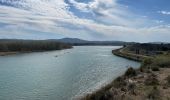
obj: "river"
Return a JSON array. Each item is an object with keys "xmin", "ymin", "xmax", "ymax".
[{"xmin": 0, "ymin": 46, "xmax": 140, "ymax": 100}]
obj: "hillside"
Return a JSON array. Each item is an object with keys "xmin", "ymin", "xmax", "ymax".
[{"xmin": 56, "ymin": 38, "xmax": 128, "ymax": 46}]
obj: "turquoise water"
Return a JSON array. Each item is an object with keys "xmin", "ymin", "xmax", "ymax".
[{"xmin": 0, "ymin": 46, "xmax": 140, "ymax": 100}]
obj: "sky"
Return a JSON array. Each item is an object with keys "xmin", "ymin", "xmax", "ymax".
[{"xmin": 0, "ymin": 0, "xmax": 170, "ymax": 42}]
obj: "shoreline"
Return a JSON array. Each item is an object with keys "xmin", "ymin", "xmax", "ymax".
[
  {"xmin": 82, "ymin": 47, "xmax": 170, "ymax": 100},
  {"xmin": 81, "ymin": 47, "xmax": 143, "ymax": 100},
  {"xmin": 0, "ymin": 52, "xmax": 18, "ymax": 56},
  {"xmin": 112, "ymin": 47, "xmax": 151, "ymax": 62},
  {"xmin": 0, "ymin": 48, "xmax": 73, "ymax": 56}
]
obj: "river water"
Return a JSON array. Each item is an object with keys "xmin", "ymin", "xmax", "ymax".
[{"xmin": 0, "ymin": 46, "xmax": 140, "ymax": 100}]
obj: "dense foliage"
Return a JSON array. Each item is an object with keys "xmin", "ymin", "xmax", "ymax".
[
  {"xmin": 0, "ymin": 39, "xmax": 72, "ymax": 52},
  {"xmin": 129, "ymin": 43, "xmax": 170, "ymax": 51},
  {"xmin": 126, "ymin": 43, "xmax": 170, "ymax": 56}
]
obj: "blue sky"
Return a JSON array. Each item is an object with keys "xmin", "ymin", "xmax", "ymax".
[{"xmin": 0, "ymin": 0, "xmax": 170, "ymax": 42}]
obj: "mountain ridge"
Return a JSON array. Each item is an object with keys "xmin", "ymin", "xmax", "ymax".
[{"xmin": 56, "ymin": 38, "xmax": 127, "ymax": 46}]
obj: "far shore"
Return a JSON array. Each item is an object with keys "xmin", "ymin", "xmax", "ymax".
[
  {"xmin": 0, "ymin": 49, "xmax": 72, "ymax": 56},
  {"xmin": 0, "ymin": 52, "xmax": 18, "ymax": 56}
]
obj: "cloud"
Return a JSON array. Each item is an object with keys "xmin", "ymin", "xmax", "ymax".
[
  {"xmin": 68, "ymin": 0, "xmax": 133, "ymax": 26},
  {"xmin": 158, "ymin": 11, "xmax": 170, "ymax": 15},
  {"xmin": 0, "ymin": 0, "xmax": 170, "ymax": 42}
]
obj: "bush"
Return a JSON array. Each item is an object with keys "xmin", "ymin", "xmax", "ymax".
[
  {"xmin": 142, "ymin": 58, "xmax": 153, "ymax": 67},
  {"xmin": 128, "ymin": 83, "xmax": 137, "ymax": 95},
  {"xmin": 147, "ymin": 86, "xmax": 161, "ymax": 100},
  {"xmin": 141, "ymin": 58, "xmax": 153, "ymax": 71},
  {"xmin": 113, "ymin": 76, "xmax": 127, "ymax": 88},
  {"xmin": 124, "ymin": 67, "xmax": 137, "ymax": 77},
  {"xmin": 166, "ymin": 75, "xmax": 170, "ymax": 85},
  {"xmin": 84, "ymin": 86, "xmax": 112, "ymax": 100},
  {"xmin": 151, "ymin": 66, "xmax": 160, "ymax": 71},
  {"xmin": 145, "ymin": 74, "xmax": 159, "ymax": 86},
  {"xmin": 153, "ymin": 56, "xmax": 170, "ymax": 68}
]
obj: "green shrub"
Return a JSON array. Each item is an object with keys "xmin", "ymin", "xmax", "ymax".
[
  {"xmin": 124, "ymin": 67, "xmax": 137, "ymax": 77},
  {"xmin": 141, "ymin": 58, "xmax": 153, "ymax": 71},
  {"xmin": 142, "ymin": 58, "xmax": 153, "ymax": 67}
]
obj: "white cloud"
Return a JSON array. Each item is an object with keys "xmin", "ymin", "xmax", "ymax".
[{"xmin": 158, "ymin": 11, "xmax": 170, "ymax": 15}]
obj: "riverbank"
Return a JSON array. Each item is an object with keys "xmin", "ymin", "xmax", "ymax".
[
  {"xmin": 0, "ymin": 52, "xmax": 18, "ymax": 56},
  {"xmin": 112, "ymin": 47, "xmax": 152, "ymax": 62},
  {"xmin": 0, "ymin": 39, "xmax": 73, "ymax": 56},
  {"xmin": 0, "ymin": 48, "xmax": 72, "ymax": 56},
  {"xmin": 82, "ymin": 45, "xmax": 170, "ymax": 100}
]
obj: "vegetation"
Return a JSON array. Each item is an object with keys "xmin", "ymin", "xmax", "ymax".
[
  {"xmin": 151, "ymin": 66, "xmax": 160, "ymax": 71},
  {"xmin": 124, "ymin": 67, "xmax": 137, "ymax": 77},
  {"xmin": 152, "ymin": 56, "xmax": 170, "ymax": 68},
  {"xmin": 83, "ymin": 84, "xmax": 113, "ymax": 100},
  {"xmin": 113, "ymin": 76, "xmax": 127, "ymax": 88},
  {"xmin": 0, "ymin": 39, "xmax": 72, "ymax": 52},
  {"xmin": 147, "ymin": 86, "xmax": 161, "ymax": 100},
  {"xmin": 141, "ymin": 55, "xmax": 170, "ymax": 71},
  {"xmin": 166, "ymin": 75, "xmax": 170, "ymax": 85},
  {"xmin": 145, "ymin": 74, "xmax": 159, "ymax": 86},
  {"xmin": 57, "ymin": 38, "xmax": 128, "ymax": 46},
  {"xmin": 126, "ymin": 43, "xmax": 170, "ymax": 56},
  {"xmin": 141, "ymin": 58, "xmax": 153, "ymax": 67},
  {"xmin": 82, "ymin": 76, "xmax": 128, "ymax": 100}
]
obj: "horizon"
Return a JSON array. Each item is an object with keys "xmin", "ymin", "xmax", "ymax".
[
  {"xmin": 0, "ymin": 37, "xmax": 170, "ymax": 43},
  {"xmin": 0, "ymin": 0, "xmax": 170, "ymax": 42}
]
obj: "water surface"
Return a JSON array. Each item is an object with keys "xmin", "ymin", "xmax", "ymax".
[{"xmin": 0, "ymin": 46, "xmax": 140, "ymax": 100}]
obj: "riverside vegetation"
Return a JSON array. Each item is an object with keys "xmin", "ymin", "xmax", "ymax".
[
  {"xmin": 0, "ymin": 39, "xmax": 72, "ymax": 56},
  {"xmin": 82, "ymin": 43, "xmax": 170, "ymax": 100}
]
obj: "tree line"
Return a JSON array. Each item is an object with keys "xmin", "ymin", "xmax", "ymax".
[
  {"xmin": 129, "ymin": 43, "xmax": 170, "ymax": 51},
  {"xmin": 0, "ymin": 39, "xmax": 72, "ymax": 52}
]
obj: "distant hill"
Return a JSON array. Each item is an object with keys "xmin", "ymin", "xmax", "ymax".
[
  {"xmin": 56, "ymin": 38, "xmax": 129, "ymax": 46},
  {"xmin": 57, "ymin": 38, "xmax": 88, "ymax": 44},
  {"xmin": 149, "ymin": 42, "xmax": 170, "ymax": 44}
]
